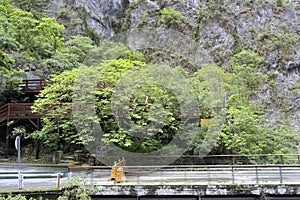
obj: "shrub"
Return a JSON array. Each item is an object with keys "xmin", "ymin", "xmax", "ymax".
[{"xmin": 160, "ymin": 8, "xmax": 182, "ymax": 26}]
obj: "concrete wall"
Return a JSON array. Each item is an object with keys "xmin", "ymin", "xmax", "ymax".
[{"xmin": 95, "ymin": 184, "xmax": 300, "ymax": 197}]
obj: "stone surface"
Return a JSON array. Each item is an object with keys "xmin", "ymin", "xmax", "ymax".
[
  {"xmin": 94, "ymin": 184, "xmax": 300, "ymax": 196},
  {"xmin": 46, "ymin": 0, "xmax": 300, "ymax": 133}
]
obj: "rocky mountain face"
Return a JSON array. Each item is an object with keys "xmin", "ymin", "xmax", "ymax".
[{"xmin": 47, "ymin": 0, "xmax": 299, "ymax": 132}]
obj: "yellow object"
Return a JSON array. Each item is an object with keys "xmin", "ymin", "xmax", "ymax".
[
  {"xmin": 81, "ymin": 163, "xmax": 89, "ymax": 168},
  {"xmin": 68, "ymin": 161, "xmax": 75, "ymax": 165},
  {"xmin": 201, "ymin": 119, "xmax": 211, "ymax": 126},
  {"xmin": 108, "ymin": 158, "xmax": 126, "ymax": 183},
  {"xmin": 108, "ymin": 166, "xmax": 117, "ymax": 180},
  {"xmin": 114, "ymin": 168, "xmax": 126, "ymax": 183}
]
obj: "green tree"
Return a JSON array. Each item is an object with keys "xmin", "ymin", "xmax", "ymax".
[
  {"xmin": 219, "ymin": 96, "xmax": 299, "ymax": 156},
  {"xmin": 42, "ymin": 51, "xmax": 80, "ymax": 74},
  {"xmin": 32, "ymin": 55, "xmax": 198, "ymax": 154},
  {"xmin": 227, "ymin": 50, "xmax": 264, "ymax": 102},
  {"xmin": 0, "ymin": 0, "xmax": 66, "ymax": 71},
  {"xmin": 31, "ymin": 69, "xmax": 78, "ymax": 151},
  {"xmin": 35, "ymin": 17, "xmax": 65, "ymax": 54},
  {"xmin": 0, "ymin": 51, "xmax": 23, "ymax": 104},
  {"xmin": 0, "ymin": 17, "xmax": 20, "ymax": 51},
  {"xmin": 160, "ymin": 8, "xmax": 182, "ymax": 26},
  {"xmin": 65, "ymin": 35, "xmax": 96, "ymax": 62},
  {"xmin": 31, "ymin": 59, "xmax": 145, "ymax": 151},
  {"xmin": 7, "ymin": 8, "xmax": 39, "ymax": 54},
  {"xmin": 216, "ymin": 51, "xmax": 299, "ymax": 156}
]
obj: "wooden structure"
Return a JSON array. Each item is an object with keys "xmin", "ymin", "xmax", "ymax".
[
  {"xmin": 18, "ymin": 79, "xmax": 47, "ymax": 93},
  {"xmin": 0, "ymin": 79, "xmax": 47, "ymax": 159},
  {"xmin": 0, "ymin": 103, "xmax": 40, "ymax": 123}
]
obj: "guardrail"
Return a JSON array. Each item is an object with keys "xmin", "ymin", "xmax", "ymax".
[
  {"xmin": 0, "ymin": 171, "xmax": 70, "ymax": 190},
  {"xmin": 175, "ymin": 154, "xmax": 300, "ymax": 165},
  {"xmin": 93, "ymin": 154, "xmax": 300, "ymax": 166},
  {"xmin": 0, "ymin": 172, "xmax": 68, "ymax": 179},
  {"xmin": 68, "ymin": 164, "xmax": 300, "ymax": 185}
]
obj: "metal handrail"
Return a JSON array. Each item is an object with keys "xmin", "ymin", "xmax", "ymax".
[
  {"xmin": 68, "ymin": 164, "xmax": 300, "ymax": 170},
  {"xmin": 0, "ymin": 172, "xmax": 67, "ymax": 179},
  {"xmin": 74, "ymin": 154, "xmax": 300, "ymax": 166},
  {"xmin": 68, "ymin": 164, "xmax": 300, "ymax": 185}
]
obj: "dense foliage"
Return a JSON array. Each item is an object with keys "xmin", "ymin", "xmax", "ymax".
[
  {"xmin": 31, "ymin": 48, "xmax": 299, "ymax": 156},
  {"xmin": 0, "ymin": 0, "xmax": 96, "ymax": 104},
  {"xmin": 58, "ymin": 178, "xmax": 95, "ymax": 200},
  {"xmin": 32, "ymin": 46, "xmax": 204, "ymax": 153},
  {"xmin": 0, "ymin": 0, "xmax": 299, "ymax": 160}
]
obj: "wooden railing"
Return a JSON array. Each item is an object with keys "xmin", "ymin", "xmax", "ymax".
[
  {"xmin": 0, "ymin": 103, "xmax": 41, "ymax": 123},
  {"xmin": 0, "ymin": 104, "xmax": 8, "ymax": 123},
  {"xmin": 0, "ymin": 102, "xmax": 91, "ymax": 123},
  {"xmin": 18, "ymin": 79, "xmax": 48, "ymax": 93}
]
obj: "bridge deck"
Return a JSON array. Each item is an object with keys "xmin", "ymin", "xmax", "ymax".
[{"xmin": 1, "ymin": 165, "xmax": 300, "ymax": 197}]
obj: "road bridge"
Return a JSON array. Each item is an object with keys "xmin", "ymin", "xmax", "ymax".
[
  {"xmin": 69, "ymin": 165, "xmax": 300, "ymax": 199},
  {"xmin": 69, "ymin": 164, "xmax": 300, "ymax": 185},
  {"xmin": 2, "ymin": 165, "xmax": 300, "ymax": 199}
]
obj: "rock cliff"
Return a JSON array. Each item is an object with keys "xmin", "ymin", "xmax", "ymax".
[{"xmin": 48, "ymin": 0, "xmax": 299, "ymax": 132}]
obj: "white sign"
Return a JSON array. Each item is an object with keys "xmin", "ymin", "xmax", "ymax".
[{"xmin": 15, "ymin": 136, "xmax": 20, "ymax": 151}]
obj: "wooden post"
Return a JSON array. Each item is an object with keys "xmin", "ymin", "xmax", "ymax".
[
  {"xmin": 57, "ymin": 173, "xmax": 61, "ymax": 188},
  {"xmin": 7, "ymin": 104, "xmax": 11, "ymax": 118},
  {"xmin": 39, "ymin": 79, "xmax": 42, "ymax": 90}
]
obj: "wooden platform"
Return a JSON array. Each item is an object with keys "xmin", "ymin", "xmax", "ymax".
[
  {"xmin": 18, "ymin": 79, "xmax": 47, "ymax": 93},
  {"xmin": 0, "ymin": 103, "xmax": 41, "ymax": 123}
]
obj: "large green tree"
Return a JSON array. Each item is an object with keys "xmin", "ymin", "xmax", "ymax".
[
  {"xmin": 32, "ymin": 49, "xmax": 300, "ymax": 158},
  {"xmin": 32, "ymin": 59, "xmax": 145, "ymax": 151},
  {"xmin": 32, "ymin": 43, "xmax": 202, "ymax": 154}
]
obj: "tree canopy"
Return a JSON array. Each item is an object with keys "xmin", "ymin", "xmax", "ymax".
[
  {"xmin": 0, "ymin": 0, "xmax": 298, "ymax": 161},
  {"xmin": 31, "ymin": 47, "xmax": 300, "ymax": 158}
]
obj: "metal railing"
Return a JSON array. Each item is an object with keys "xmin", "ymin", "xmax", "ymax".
[
  {"xmin": 84, "ymin": 154, "xmax": 300, "ymax": 166},
  {"xmin": 0, "ymin": 171, "xmax": 67, "ymax": 179},
  {"xmin": 68, "ymin": 164, "xmax": 300, "ymax": 185},
  {"xmin": 174, "ymin": 154, "xmax": 300, "ymax": 165}
]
